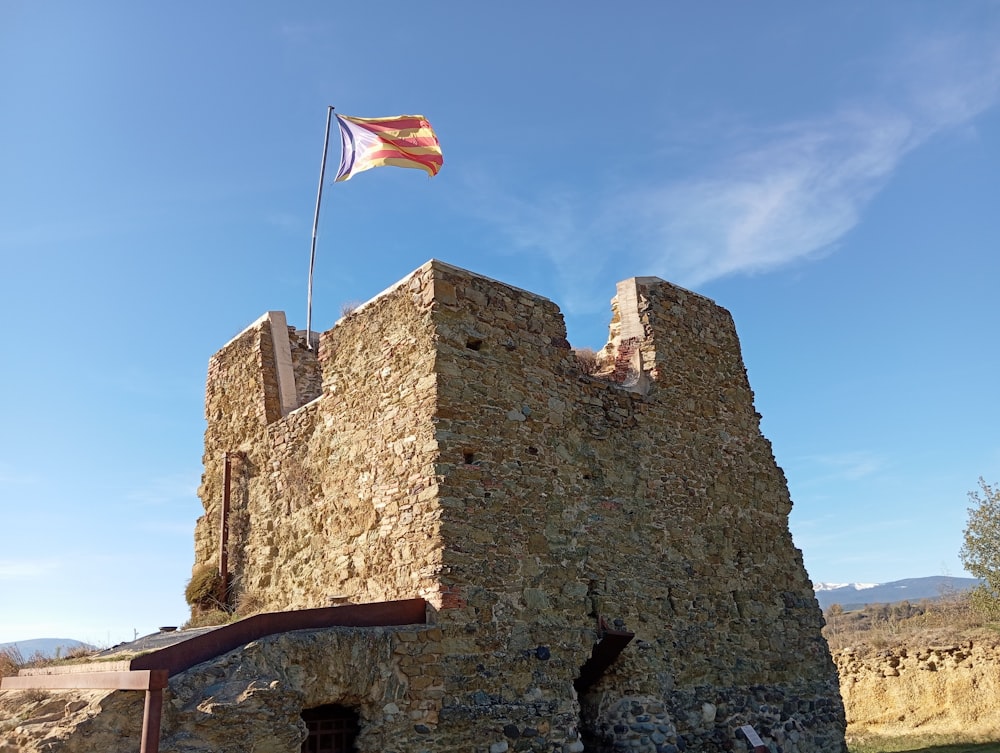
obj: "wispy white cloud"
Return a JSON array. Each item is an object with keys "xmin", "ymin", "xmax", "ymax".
[
  {"xmin": 797, "ymin": 450, "xmax": 886, "ymax": 483},
  {"xmin": 887, "ymin": 24, "xmax": 1000, "ymax": 134},
  {"xmin": 136, "ymin": 521, "xmax": 197, "ymax": 536},
  {"xmin": 0, "ymin": 218, "xmax": 129, "ymax": 252},
  {"xmin": 460, "ymin": 180, "xmax": 611, "ymax": 313},
  {"xmin": 265, "ymin": 211, "xmax": 302, "ymax": 232},
  {"xmin": 0, "ymin": 560, "xmax": 58, "ymax": 580},
  {"xmin": 278, "ymin": 21, "xmax": 331, "ymax": 39},
  {"xmin": 468, "ymin": 23, "xmax": 1000, "ymax": 298},
  {"xmin": 625, "ymin": 108, "xmax": 916, "ymax": 286},
  {"xmin": 783, "ymin": 452, "xmax": 887, "ymax": 509},
  {"xmin": 126, "ymin": 473, "xmax": 199, "ymax": 507},
  {"xmin": 0, "ymin": 464, "xmax": 37, "ymax": 487},
  {"xmin": 986, "ymin": 448, "xmax": 1000, "ymax": 475},
  {"xmin": 100, "ymin": 366, "xmax": 202, "ymax": 400}
]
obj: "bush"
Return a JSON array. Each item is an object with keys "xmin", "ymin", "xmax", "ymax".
[
  {"xmin": 0, "ymin": 645, "xmax": 24, "ymax": 677},
  {"xmin": 822, "ymin": 590, "xmax": 996, "ymax": 654},
  {"xmin": 961, "ymin": 478, "xmax": 1000, "ymax": 618},
  {"xmin": 185, "ymin": 564, "xmax": 223, "ymax": 609},
  {"xmin": 235, "ymin": 590, "xmax": 266, "ymax": 618},
  {"xmin": 63, "ymin": 645, "xmax": 95, "ymax": 661},
  {"xmin": 573, "ymin": 347, "xmax": 601, "ymax": 375},
  {"xmin": 183, "ymin": 608, "xmax": 236, "ymax": 629}
]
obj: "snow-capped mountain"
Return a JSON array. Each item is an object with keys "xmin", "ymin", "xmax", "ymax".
[
  {"xmin": 813, "ymin": 582, "xmax": 879, "ymax": 592},
  {"xmin": 813, "ymin": 576, "xmax": 979, "ymax": 610}
]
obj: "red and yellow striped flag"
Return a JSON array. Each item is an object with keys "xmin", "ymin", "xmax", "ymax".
[{"xmin": 334, "ymin": 114, "xmax": 443, "ymax": 182}]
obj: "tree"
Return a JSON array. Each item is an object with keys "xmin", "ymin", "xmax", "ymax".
[{"xmin": 959, "ymin": 478, "xmax": 1000, "ymax": 618}]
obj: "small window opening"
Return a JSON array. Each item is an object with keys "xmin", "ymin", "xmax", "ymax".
[
  {"xmin": 463, "ymin": 452, "xmax": 476, "ymax": 465},
  {"xmin": 301, "ymin": 704, "xmax": 359, "ymax": 753},
  {"xmin": 466, "ymin": 338, "xmax": 483, "ymax": 351},
  {"xmin": 527, "ymin": 446, "xmax": 539, "ymax": 455}
]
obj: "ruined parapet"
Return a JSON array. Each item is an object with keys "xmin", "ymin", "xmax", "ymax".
[{"xmin": 184, "ymin": 259, "xmax": 845, "ymax": 752}]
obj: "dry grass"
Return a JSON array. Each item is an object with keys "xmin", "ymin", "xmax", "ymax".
[
  {"xmin": 1, "ymin": 643, "xmax": 98, "ymax": 677},
  {"xmin": 182, "ymin": 608, "xmax": 236, "ymax": 629},
  {"xmin": 823, "ymin": 592, "xmax": 1000, "ymax": 655},
  {"xmin": 185, "ymin": 564, "xmax": 224, "ymax": 610},
  {"xmin": 573, "ymin": 347, "xmax": 601, "ymax": 375},
  {"xmin": 0, "ymin": 645, "xmax": 55, "ymax": 675},
  {"xmin": 234, "ymin": 589, "xmax": 266, "ymax": 619},
  {"xmin": 0, "ymin": 646, "xmax": 25, "ymax": 677}
]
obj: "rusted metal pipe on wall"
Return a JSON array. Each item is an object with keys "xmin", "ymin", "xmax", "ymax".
[{"xmin": 219, "ymin": 452, "xmax": 232, "ymax": 606}]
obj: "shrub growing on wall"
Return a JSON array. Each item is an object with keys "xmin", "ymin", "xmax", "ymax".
[
  {"xmin": 573, "ymin": 347, "xmax": 601, "ymax": 375},
  {"xmin": 185, "ymin": 564, "xmax": 223, "ymax": 610}
]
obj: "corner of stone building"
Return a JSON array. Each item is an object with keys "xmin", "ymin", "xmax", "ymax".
[
  {"xmin": 195, "ymin": 313, "xmax": 274, "ymax": 577},
  {"xmin": 193, "ymin": 263, "xmax": 457, "ymax": 616},
  {"xmin": 193, "ymin": 310, "xmax": 324, "ymax": 608}
]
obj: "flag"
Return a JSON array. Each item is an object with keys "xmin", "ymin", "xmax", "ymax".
[{"xmin": 334, "ymin": 114, "xmax": 443, "ymax": 182}]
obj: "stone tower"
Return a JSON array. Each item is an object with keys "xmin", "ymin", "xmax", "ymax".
[{"xmin": 188, "ymin": 259, "xmax": 845, "ymax": 752}]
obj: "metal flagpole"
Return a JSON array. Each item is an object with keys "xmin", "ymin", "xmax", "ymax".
[{"xmin": 306, "ymin": 105, "xmax": 335, "ymax": 351}]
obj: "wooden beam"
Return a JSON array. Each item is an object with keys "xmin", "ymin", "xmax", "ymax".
[{"xmin": 0, "ymin": 669, "xmax": 168, "ymax": 691}]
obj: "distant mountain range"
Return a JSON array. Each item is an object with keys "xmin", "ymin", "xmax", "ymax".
[
  {"xmin": 0, "ymin": 638, "xmax": 94, "ymax": 660},
  {"xmin": 813, "ymin": 576, "xmax": 980, "ymax": 610}
]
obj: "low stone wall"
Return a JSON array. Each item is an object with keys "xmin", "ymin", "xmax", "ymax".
[
  {"xmin": 583, "ymin": 686, "xmax": 843, "ymax": 753},
  {"xmin": 835, "ymin": 642, "xmax": 1000, "ymax": 741},
  {"xmin": 0, "ymin": 626, "xmax": 445, "ymax": 753},
  {"xmin": 0, "ymin": 686, "xmax": 144, "ymax": 753}
]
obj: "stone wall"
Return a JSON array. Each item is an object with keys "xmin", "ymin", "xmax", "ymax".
[
  {"xmin": 194, "ymin": 284, "xmax": 445, "ymax": 610},
  {"xmin": 0, "ymin": 259, "xmax": 846, "ymax": 753},
  {"xmin": 0, "ymin": 627, "xmax": 442, "ymax": 753},
  {"xmin": 186, "ymin": 260, "xmax": 845, "ymax": 752}
]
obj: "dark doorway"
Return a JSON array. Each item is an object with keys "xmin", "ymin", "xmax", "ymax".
[
  {"xmin": 301, "ymin": 704, "xmax": 359, "ymax": 753},
  {"xmin": 578, "ymin": 690, "xmax": 612, "ymax": 752}
]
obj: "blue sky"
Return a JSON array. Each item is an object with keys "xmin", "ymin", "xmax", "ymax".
[{"xmin": 1, "ymin": 2, "xmax": 999, "ymax": 646}]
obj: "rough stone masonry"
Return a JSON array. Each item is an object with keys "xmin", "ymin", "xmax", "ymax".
[
  {"xmin": 189, "ymin": 259, "xmax": 846, "ymax": 752},
  {"xmin": 0, "ymin": 260, "xmax": 846, "ymax": 753}
]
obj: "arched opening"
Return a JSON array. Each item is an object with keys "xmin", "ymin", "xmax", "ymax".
[{"xmin": 301, "ymin": 704, "xmax": 360, "ymax": 753}]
